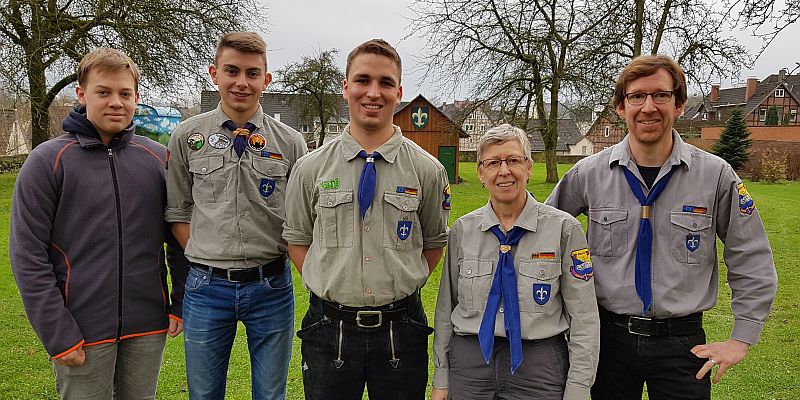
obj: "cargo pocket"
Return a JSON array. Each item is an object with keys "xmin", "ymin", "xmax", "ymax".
[
  {"xmin": 670, "ymin": 212, "xmax": 713, "ymax": 264},
  {"xmin": 188, "ymin": 155, "xmax": 225, "ymax": 203},
  {"xmin": 317, "ymin": 191, "xmax": 355, "ymax": 248},
  {"xmin": 588, "ymin": 208, "xmax": 629, "ymax": 257},
  {"xmin": 518, "ymin": 261, "xmax": 561, "ymax": 313},
  {"xmin": 252, "ymin": 157, "xmax": 289, "ymax": 208},
  {"xmin": 457, "ymin": 259, "xmax": 494, "ymax": 311},
  {"xmin": 382, "ymin": 192, "xmax": 421, "ymax": 251}
]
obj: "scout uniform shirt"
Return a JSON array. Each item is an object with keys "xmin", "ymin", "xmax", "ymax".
[
  {"xmin": 546, "ymin": 130, "xmax": 777, "ymax": 345},
  {"xmin": 432, "ymin": 192, "xmax": 599, "ymax": 400},
  {"xmin": 165, "ymin": 104, "xmax": 307, "ymax": 269},
  {"xmin": 282, "ymin": 124, "xmax": 450, "ymax": 307}
]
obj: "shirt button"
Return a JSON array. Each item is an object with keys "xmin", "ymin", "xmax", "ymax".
[
  {"xmin": 365, "ymin": 256, "xmax": 373, "ymax": 261},
  {"xmin": 328, "ymin": 201, "xmax": 333, "ymax": 206},
  {"xmin": 201, "ymin": 167, "xmax": 207, "ymax": 173},
  {"xmin": 539, "ymin": 269, "xmax": 545, "ymax": 276},
  {"xmin": 268, "ymin": 169, "xmax": 273, "ymax": 175},
  {"xmin": 692, "ymin": 222, "xmax": 697, "ymax": 228},
  {"xmin": 366, "ymin": 288, "xmax": 372, "ymax": 294},
  {"xmin": 364, "ymin": 225, "xmax": 371, "ymax": 232},
  {"xmin": 466, "ymin": 269, "xmax": 473, "ymax": 275},
  {"xmin": 239, "ymin": 213, "xmax": 245, "ymax": 217},
  {"xmin": 603, "ymin": 216, "xmax": 608, "ymax": 222},
  {"xmin": 499, "ymin": 307, "xmax": 504, "ymax": 313}
]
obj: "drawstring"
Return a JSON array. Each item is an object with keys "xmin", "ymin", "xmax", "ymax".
[
  {"xmin": 389, "ymin": 320, "xmax": 400, "ymax": 368},
  {"xmin": 334, "ymin": 320, "xmax": 345, "ymax": 369}
]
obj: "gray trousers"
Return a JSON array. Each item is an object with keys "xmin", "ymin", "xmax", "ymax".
[
  {"xmin": 448, "ymin": 334, "xmax": 568, "ymax": 400},
  {"xmin": 53, "ymin": 333, "xmax": 167, "ymax": 400}
]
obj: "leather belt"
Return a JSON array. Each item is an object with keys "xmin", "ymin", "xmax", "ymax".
[
  {"xmin": 311, "ymin": 293, "xmax": 414, "ymax": 329},
  {"xmin": 600, "ymin": 307, "xmax": 702, "ymax": 337},
  {"xmin": 192, "ymin": 257, "xmax": 286, "ymax": 283}
]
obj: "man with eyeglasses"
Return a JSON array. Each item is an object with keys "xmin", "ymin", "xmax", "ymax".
[{"xmin": 546, "ymin": 55, "xmax": 777, "ymax": 400}]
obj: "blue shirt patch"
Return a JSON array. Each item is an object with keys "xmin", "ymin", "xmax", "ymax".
[
  {"xmin": 397, "ymin": 220, "xmax": 412, "ymax": 240},
  {"xmin": 686, "ymin": 234, "xmax": 700, "ymax": 252},
  {"xmin": 259, "ymin": 178, "xmax": 275, "ymax": 197},
  {"xmin": 533, "ymin": 283, "xmax": 551, "ymax": 305}
]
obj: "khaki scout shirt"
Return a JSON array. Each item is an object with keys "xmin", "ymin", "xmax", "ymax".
[
  {"xmin": 546, "ymin": 131, "xmax": 777, "ymax": 344},
  {"xmin": 432, "ymin": 193, "xmax": 599, "ymax": 399},
  {"xmin": 165, "ymin": 104, "xmax": 307, "ymax": 269},
  {"xmin": 282, "ymin": 125, "xmax": 450, "ymax": 306}
]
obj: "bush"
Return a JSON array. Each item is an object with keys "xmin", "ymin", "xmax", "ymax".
[
  {"xmin": 748, "ymin": 148, "xmax": 787, "ymax": 183},
  {"xmin": 0, "ymin": 154, "xmax": 27, "ymax": 173}
]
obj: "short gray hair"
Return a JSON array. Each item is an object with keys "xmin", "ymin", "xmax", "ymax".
[{"xmin": 477, "ymin": 123, "xmax": 532, "ymax": 162}]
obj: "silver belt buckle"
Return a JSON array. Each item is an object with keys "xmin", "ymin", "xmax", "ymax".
[
  {"xmin": 627, "ymin": 315, "xmax": 652, "ymax": 336},
  {"xmin": 226, "ymin": 268, "xmax": 247, "ymax": 283},
  {"xmin": 356, "ymin": 310, "xmax": 383, "ymax": 328}
]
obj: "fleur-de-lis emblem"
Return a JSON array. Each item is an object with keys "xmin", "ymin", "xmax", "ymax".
[{"xmin": 411, "ymin": 107, "xmax": 429, "ymax": 129}]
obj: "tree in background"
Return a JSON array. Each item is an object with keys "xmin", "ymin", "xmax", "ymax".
[
  {"xmin": 0, "ymin": 0, "xmax": 259, "ymax": 149},
  {"xmin": 765, "ymin": 106, "xmax": 780, "ymax": 125},
  {"xmin": 274, "ymin": 49, "xmax": 345, "ymax": 147},
  {"xmin": 713, "ymin": 107, "xmax": 752, "ymax": 171}
]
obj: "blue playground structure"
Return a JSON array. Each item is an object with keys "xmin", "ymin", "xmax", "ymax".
[{"xmin": 133, "ymin": 104, "xmax": 181, "ymax": 145}]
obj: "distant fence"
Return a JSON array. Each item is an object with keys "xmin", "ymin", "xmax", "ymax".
[{"xmin": 460, "ymin": 150, "xmax": 587, "ymax": 165}]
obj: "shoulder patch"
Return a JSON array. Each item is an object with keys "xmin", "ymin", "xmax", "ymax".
[
  {"xmin": 737, "ymin": 183, "xmax": 755, "ymax": 215},
  {"xmin": 187, "ymin": 133, "xmax": 205, "ymax": 150},
  {"xmin": 569, "ymin": 248, "xmax": 593, "ymax": 281},
  {"xmin": 442, "ymin": 184, "xmax": 451, "ymax": 210}
]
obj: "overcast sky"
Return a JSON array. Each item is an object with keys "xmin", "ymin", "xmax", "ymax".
[{"xmin": 260, "ymin": 0, "xmax": 797, "ymax": 101}]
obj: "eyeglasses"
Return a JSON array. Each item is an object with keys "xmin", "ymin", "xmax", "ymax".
[
  {"xmin": 624, "ymin": 91, "xmax": 674, "ymax": 105},
  {"xmin": 479, "ymin": 156, "xmax": 529, "ymax": 170}
]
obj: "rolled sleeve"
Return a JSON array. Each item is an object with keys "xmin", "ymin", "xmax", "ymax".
[
  {"xmin": 432, "ymin": 225, "xmax": 462, "ymax": 388},
  {"xmin": 420, "ymin": 167, "xmax": 450, "ymax": 249},
  {"xmin": 559, "ymin": 221, "xmax": 600, "ymax": 395},
  {"xmin": 545, "ymin": 164, "xmax": 588, "ymax": 217},
  {"xmin": 164, "ymin": 125, "xmax": 194, "ymax": 223},
  {"xmin": 282, "ymin": 158, "xmax": 315, "ymax": 245}
]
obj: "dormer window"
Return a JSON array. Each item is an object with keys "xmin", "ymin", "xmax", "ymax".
[{"xmin": 775, "ymin": 88, "xmax": 785, "ymax": 97}]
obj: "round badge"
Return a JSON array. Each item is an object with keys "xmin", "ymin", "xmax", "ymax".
[
  {"xmin": 187, "ymin": 133, "xmax": 205, "ymax": 150},
  {"xmin": 248, "ymin": 133, "xmax": 267, "ymax": 151},
  {"xmin": 208, "ymin": 133, "xmax": 231, "ymax": 149}
]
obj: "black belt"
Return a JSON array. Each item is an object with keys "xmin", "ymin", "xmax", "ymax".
[
  {"xmin": 311, "ymin": 293, "xmax": 414, "ymax": 329},
  {"xmin": 192, "ymin": 257, "xmax": 286, "ymax": 283},
  {"xmin": 600, "ymin": 307, "xmax": 703, "ymax": 337}
]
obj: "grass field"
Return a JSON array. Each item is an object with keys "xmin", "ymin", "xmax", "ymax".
[{"xmin": 1, "ymin": 163, "xmax": 798, "ymax": 399}]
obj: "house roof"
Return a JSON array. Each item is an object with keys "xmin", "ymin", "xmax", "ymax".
[
  {"xmin": 395, "ymin": 94, "xmax": 469, "ymax": 138},
  {"xmin": 528, "ymin": 119, "xmax": 584, "ymax": 152},
  {"xmin": 688, "ymin": 70, "xmax": 800, "ymax": 119}
]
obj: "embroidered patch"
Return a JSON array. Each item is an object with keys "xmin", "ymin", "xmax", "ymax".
[
  {"xmin": 248, "ymin": 133, "xmax": 267, "ymax": 151},
  {"xmin": 738, "ymin": 183, "xmax": 754, "ymax": 215},
  {"xmin": 208, "ymin": 133, "xmax": 231, "ymax": 149},
  {"xmin": 396, "ymin": 186, "xmax": 418, "ymax": 195},
  {"xmin": 682, "ymin": 205, "xmax": 708, "ymax": 214},
  {"xmin": 187, "ymin": 133, "xmax": 204, "ymax": 150},
  {"xmin": 320, "ymin": 178, "xmax": 340, "ymax": 190},
  {"xmin": 533, "ymin": 284, "xmax": 551, "ymax": 305},
  {"xmin": 532, "ymin": 252, "xmax": 557, "ymax": 260},
  {"xmin": 260, "ymin": 151, "xmax": 284, "ymax": 160},
  {"xmin": 259, "ymin": 178, "xmax": 276, "ymax": 197},
  {"xmin": 442, "ymin": 184, "xmax": 451, "ymax": 210},
  {"xmin": 570, "ymin": 248, "xmax": 593, "ymax": 281},
  {"xmin": 686, "ymin": 234, "xmax": 700, "ymax": 252},
  {"xmin": 397, "ymin": 220, "xmax": 413, "ymax": 240}
]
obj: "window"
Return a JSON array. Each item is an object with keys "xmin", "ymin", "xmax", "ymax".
[
  {"xmin": 702, "ymin": 112, "xmax": 708, "ymax": 121},
  {"xmin": 582, "ymin": 146, "xmax": 588, "ymax": 155},
  {"xmin": 790, "ymin": 109, "xmax": 797, "ymax": 123},
  {"xmin": 273, "ymin": 113, "xmax": 281, "ymax": 122},
  {"xmin": 327, "ymin": 124, "xmax": 339, "ymax": 133},
  {"xmin": 775, "ymin": 88, "xmax": 785, "ymax": 97},
  {"xmin": 759, "ymin": 108, "xmax": 767, "ymax": 122},
  {"xmin": 479, "ymin": 125, "xmax": 486, "ymax": 132},
  {"xmin": 604, "ymin": 126, "xmax": 610, "ymax": 137},
  {"xmin": 300, "ymin": 124, "xmax": 309, "ymax": 133},
  {"xmin": 603, "ymin": 146, "xmax": 610, "ymax": 150},
  {"xmin": 464, "ymin": 124, "xmax": 474, "ymax": 131}
]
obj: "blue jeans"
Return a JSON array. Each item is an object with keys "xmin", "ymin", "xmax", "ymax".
[
  {"xmin": 297, "ymin": 293, "xmax": 432, "ymax": 400},
  {"xmin": 183, "ymin": 263, "xmax": 294, "ymax": 400}
]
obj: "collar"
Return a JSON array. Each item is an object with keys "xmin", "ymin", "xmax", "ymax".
[
  {"xmin": 211, "ymin": 102, "xmax": 266, "ymax": 132},
  {"xmin": 341, "ymin": 124, "xmax": 404, "ymax": 164},
  {"xmin": 608, "ymin": 130, "xmax": 691, "ymax": 171},
  {"xmin": 479, "ymin": 192, "xmax": 540, "ymax": 233}
]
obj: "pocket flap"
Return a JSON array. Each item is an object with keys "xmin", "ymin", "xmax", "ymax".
[
  {"xmin": 252, "ymin": 157, "xmax": 289, "ymax": 177},
  {"xmin": 518, "ymin": 261, "xmax": 562, "ymax": 279},
  {"xmin": 589, "ymin": 209, "xmax": 628, "ymax": 226},
  {"xmin": 459, "ymin": 260, "xmax": 493, "ymax": 278},
  {"xmin": 318, "ymin": 191, "xmax": 353, "ymax": 208},
  {"xmin": 384, "ymin": 192, "xmax": 421, "ymax": 212},
  {"xmin": 188, "ymin": 155, "xmax": 224, "ymax": 175},
  {"xmin": 670, "ymin": 212, "xmax": 713, "ymax": 231}
]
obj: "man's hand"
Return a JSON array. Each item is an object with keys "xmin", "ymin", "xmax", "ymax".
[
  {"xmin": 691, "ymin": 338, "xmax": 749, "ymax": 383},
  {"xmin": 431, "ymin": 387, "xmax": 448, "ymax": 400},
  {"xmin": 53, "ymin": 347, "xmax": 86, "ymax": 368},
  {"xmin": 168, "ymin": 318, "xmax": 183, "ymax": 337}
]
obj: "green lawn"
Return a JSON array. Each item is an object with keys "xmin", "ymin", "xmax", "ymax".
[{"xmin": 1, "ymin": 163, "xmax": 797, "ymax": 399}]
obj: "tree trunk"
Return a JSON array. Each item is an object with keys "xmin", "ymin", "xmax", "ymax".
[
  {"xmin": 544, "ymin": 147, "xmax": 558, "ymax": 183},
  {"xmin": 27, "ymin": 54, "xmax": 51, "ymax": 149}
]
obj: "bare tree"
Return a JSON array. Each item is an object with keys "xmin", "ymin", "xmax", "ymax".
[
  {"xmin": 0, "ymin": 0, "xmax": 260, "ymax": 149},
  {"xmin": 274, "ymin": 48, "xmax": 345, "ymax": 147},
  {"xmin": 733, "ymin": 0, "xmax": 799, "ymax": 52}
]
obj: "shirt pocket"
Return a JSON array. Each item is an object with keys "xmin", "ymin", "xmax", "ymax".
[
  {"xmin": 188, "ymin": 155, "xmax": 226, "ymax": 204},
  {"xmin": 382, "ymin": 192, "xmax": 422, "ymax": 251},
  {"xmin": 252, "ymin": 157, "xmax": 289, "ymax": 209},
  {"xmin": 588, "ymin": 208, "xmax": 629, "ymax": 257},
  {"xmin": 670, "ymin": 212, "xmax": 713, "ymax": 265},
  {"xmin": 457, "ymin": 259, "xmax": 494, "ymax": 312},
  {"xmin": 518, "ymin": 261, "xmax": 562, "ymax": 313},
  {"xmin": 317, "ymin": 191, "xmax": 355, "ymax": 248}
]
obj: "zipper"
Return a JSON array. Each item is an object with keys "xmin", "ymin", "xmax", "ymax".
[{"xmin": 108, "ymin": 148, "xmax": 125, "ymax": 340}]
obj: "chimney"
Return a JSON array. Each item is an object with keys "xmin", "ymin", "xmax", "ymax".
[
  {"xmin": 710, "ymin": 85, "xmax": 720, "ymax": 102},
  {"xmin": 779, "ymin": 68, "xmax": 787, "ymax": 81},
  {"xmin": 745, "ymin": 78, "xmax": 758, "ymax": 101}
]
